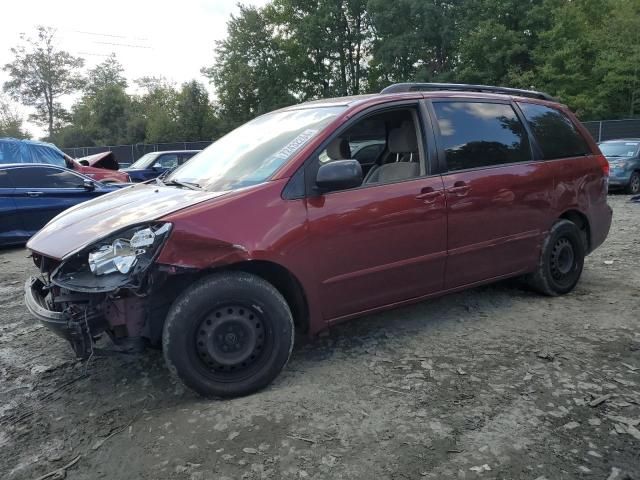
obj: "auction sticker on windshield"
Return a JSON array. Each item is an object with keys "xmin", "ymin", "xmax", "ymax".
[{"xmin": 273, "ymin": 129, "xmax": 318, "ymax": 160}]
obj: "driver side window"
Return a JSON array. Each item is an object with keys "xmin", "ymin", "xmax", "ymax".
[{"xmin": 315, "ymin": 107, "xmax": 424, "ymax": 192}]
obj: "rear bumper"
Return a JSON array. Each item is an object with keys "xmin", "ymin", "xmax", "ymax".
[
  {"xmin": 608, "ymin": 173, "xmax": 631, "ymax": 189},
  {"xmin": 587, "ymin": 202, "xmax": 613, "ymax": 253}
]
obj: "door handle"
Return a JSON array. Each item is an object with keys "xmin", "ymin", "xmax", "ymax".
[
  {"xmin": 26, "ymin": 191, "xmax": 43, "ymax": 197},
  {"xmin": 416, "ymin": 187, "xmax": 442, "ymax": 203},
  {"xmin": 448, "ymin": 181, "xmax": 470, "ymax": 196}
]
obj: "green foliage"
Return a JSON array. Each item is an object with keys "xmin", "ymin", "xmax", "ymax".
[
  {"xmin": 3, "ymin": 26, "xmax": 84, "ymax": 138},
  {"xmin": 0, "ymin": 94, "xmax": 30, "ymax": 139},
  {"xmin": 202, "ymin": 5, "xmax": 297, "ymax": 130},
  {"xmin": 5, "ymin": 1, "xmax": 640, "ymax": 147},
  {"xmin": 204, "ymin": 0, "xmax": 639, "ymax": 124}
]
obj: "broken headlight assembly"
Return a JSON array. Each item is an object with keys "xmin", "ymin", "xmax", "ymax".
[
  {"xmin": 51, "ymin": 223, "xmax": 172, "ymax": 292},
  {"xmin": 88, "ymin": 225, "xmax": 170, "ymax": 276}
]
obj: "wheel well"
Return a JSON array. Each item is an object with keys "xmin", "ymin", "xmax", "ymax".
[
  {"xmin": 227, "ymin": 261, "xmax": 310, "ymax": 334},
  {"xmin": 559, "ymin": 210, "xmax": 591, "ymax": 252}
]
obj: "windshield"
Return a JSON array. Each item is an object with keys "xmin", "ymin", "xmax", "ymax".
[
  {"xmin": 167, "ymin": 106, "xmax": 345, "ymax": 191},
  {"xmin": 600, "ymin": 141, "xmax": 639, "ymax": 158},
  {"xmin": 129, "ymin": 152, "xmax": 160, "ymax": 169}
]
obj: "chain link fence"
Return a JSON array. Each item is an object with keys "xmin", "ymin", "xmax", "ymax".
[
  {"xmin": 582, "ymin": 119, "xmax": 640, "ymax": 143},
  {"xmin": 62, "ymin": 141, "xmax": 214, "ymax": 166}
]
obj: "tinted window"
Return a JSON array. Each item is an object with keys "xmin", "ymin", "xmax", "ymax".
[
  {"xmin": 434, "ymin": 102, "xmax": 531, "ymax": 171},
  {"xmin": 518, "ymin": 103, "xmax": 590, "ymax": 160},
  {"xmin": 10, "ymin": 167, "xmax": 84, "ymax": 189},
  {"xmin": 352, "ymin": 143, "xmax": 385, "ymax": 165}
]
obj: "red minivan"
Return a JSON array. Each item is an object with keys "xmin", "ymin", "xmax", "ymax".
[{"xmin": 25, "ymin": 83, "xmax": 612, "ymax": 398}]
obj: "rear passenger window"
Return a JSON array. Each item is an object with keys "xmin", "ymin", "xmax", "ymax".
[
  {"xmin": 433, "ymin": 101, "xmax": 531, "ymax": 172},
  {"xmin": 518, "ymin": 103, "xmax": 590, "ymax": 160}
]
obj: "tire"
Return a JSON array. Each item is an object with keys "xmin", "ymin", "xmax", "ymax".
[
  {"xmin": 626, "ymin": 172, "xmax": 640, "ymax": 195},
  {"xmin": 526, "ymin": 219, "xmax": 585, "ymax": 296},
  {"xmin": 162, "ymin": 271, "xmax": 294, "ymax": 398}
]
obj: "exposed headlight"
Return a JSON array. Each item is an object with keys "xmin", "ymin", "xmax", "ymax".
[{"xmin": 88, "ymin": 224, "xmax": 171, "ymax": 276}]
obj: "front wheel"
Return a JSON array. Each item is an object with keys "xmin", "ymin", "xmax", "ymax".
[
  {"xmin": 162, "ymin": 272, "xmax": 294, "ymax": 398},
  {"xmin": 626, "ymin": 172, "xmax": 640, "ymax": 195},
  {"xmin": 526, "ymin": 219, "xmax": 585, "ymax": 296}
]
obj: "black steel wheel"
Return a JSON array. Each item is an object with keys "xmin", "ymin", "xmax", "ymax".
[
  {"xmin": 163, "ymin": 272, "xmax": 294, "ymax": 398},
  {"xmin": 194, "ymin": 304, "xmax": 267, "ymax": 380},
  {"xmin": 526, "ymin": 219, "xmax": 585, "ymax": 296}
]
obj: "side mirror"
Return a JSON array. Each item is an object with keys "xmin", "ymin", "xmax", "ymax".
[
  {"xmin": 316, "ymin": 159, "xmax": 362, "ymax": 193},
  {"xmin": 83, "ymin": 179, "xmax": 96, "ymax": 191},
  {"xmin": 79, "ymin": 160, "xmax": 90, "ymax": 166}
]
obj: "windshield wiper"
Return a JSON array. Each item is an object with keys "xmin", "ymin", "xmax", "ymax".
[{"xmin": 160, "ymin": 178, "xmax": 202, "ymax": 190}]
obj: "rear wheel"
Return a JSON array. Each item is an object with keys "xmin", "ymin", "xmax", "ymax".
[
  {"xmin": 162, "ymin": 271, "xmax": 294, "ymax": 398},
  {"xmin": 526, "ymin": 219, "xmax": 585, "ymax": 296},
  {"xmin": 626, "ymin": 172, "xmax": 640, "ymax": 195}
]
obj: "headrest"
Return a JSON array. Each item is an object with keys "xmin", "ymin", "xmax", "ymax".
[
  {"xmin": 327, "ymin": 138, "xmax": 351, "ymax": 160},
  {"xmin": 388, "ymin": 122, "xmax": 418, "ymax": 154}
]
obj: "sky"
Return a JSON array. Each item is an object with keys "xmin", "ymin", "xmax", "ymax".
[{"xmin": 0, "ymin": 0, "xmax": 270, "ymax": 138}]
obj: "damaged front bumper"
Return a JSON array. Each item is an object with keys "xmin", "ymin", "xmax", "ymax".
[
  {"xmin": 25, "ymin": 277, "xmax": 68, "ymax": 337},
  {"xmin": 25, "ymin": 276, "xmax": 100, "ymax": 357}
]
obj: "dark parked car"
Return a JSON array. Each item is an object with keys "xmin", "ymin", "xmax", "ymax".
[
  {"xmin": 599, "ymin": 139, "xmax": 640, "ymax": 194},
  {"xmin": 0, "ymin": 164, "xmax": 125, "ymax": 246},
  {"xmin": 0, "ymin": 138, "xmax": 129, "ymax": 183},
  {"xmin": 123, "ymin": 150, "xmax": 201, "ymax": 182},
  {"xmin": 24, "ymin": 83, "xmax": 611, "ymax": 398}
]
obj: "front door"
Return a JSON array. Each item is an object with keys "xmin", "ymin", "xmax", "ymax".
[
  {"xmin": 305, "ymin": 105, "xmax": 447, "ymax": 320},
  {"xmin": 430, "ymin": 99, "xmax": 550, "ymax": 289},
  {"xmin": 9, "ymin": 166, "xmax": 98, "ymax": 235}
]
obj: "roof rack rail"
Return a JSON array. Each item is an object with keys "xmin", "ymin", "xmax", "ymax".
[{"xmin": 380, "ymin": 82, "xmax": 555, "ymax": 101}]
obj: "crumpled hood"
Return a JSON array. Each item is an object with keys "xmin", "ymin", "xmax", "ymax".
[{"xmin": 27, "ymin": 183, "xmax": 227, "ymax": 260}]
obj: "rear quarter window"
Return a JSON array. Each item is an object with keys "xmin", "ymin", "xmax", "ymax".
[
  {"xmin": 518, "ymin": 103, "xmax": 590, "ymax": 160},
  {"xmin": 433, "ymin": 101, "xmax": 531, "ymax": 172}
]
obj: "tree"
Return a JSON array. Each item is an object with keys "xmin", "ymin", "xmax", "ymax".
[
  {"xmin": 271, "ymin": 0, "xmax": 370, "ymax": 97},
  {"xmin": 593, "ymin": 0, "xmax": 640, "ymax": 117},
  {"xmin": 202, "ymin": 5, "xmax": 297, "ymax": 131},
  {"xmin": 54, "ymin": 53, "xmax": 137, "ymax": 147},
  {"xmin": 85, "ymin": 53, "xmax": 127, "ymax": 97},
  {"xmin": 533, "ymin": 0, "xmax": 609, "ymax": 118},
  {"xmin": 453, "ymin": 0, "xmax": 552, "ymax": 87},
  {"xmin": 176, "ymin": 81, "xmax": 219, "ymax": 141},
  {"xmin": 3, "ymin": 26, "xmax": 84, "ymax": 138},
  {"xmin": 367, "ymin": 0, "xmax": 460, "ymax": 89},
  {"xmin": 0, "ymin": 94, "xmax": 30, "ymax": 139},
  {"xmin": 134, "ymin": 76, "xmax": 180, "ymax": 143}
]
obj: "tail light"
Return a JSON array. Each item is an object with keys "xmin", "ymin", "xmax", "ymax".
[{"xmin": 596, "ymin": 154, "xmax": 609, "ymax": 177}]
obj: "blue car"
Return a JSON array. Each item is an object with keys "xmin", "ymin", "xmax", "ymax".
[
  {"xmin": 600, "ymin": 139, "xmax": 640, "ymax": 194},
  {"xmin": 0, "ymin": 163, "xmax": 126, "ymax": 246},
  {"xmin": 123, "ymin": 150, "xmax": 201, "ymax": 182}
]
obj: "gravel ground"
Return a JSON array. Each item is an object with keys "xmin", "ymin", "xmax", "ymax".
[{"xmin": 0, "ymin": 195, "xmax": 638, "ymax": 480}]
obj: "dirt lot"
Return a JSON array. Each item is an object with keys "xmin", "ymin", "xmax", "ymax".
[{"xmin": 1, "ymin": 195, "xmax": 638, "ymax": 480}]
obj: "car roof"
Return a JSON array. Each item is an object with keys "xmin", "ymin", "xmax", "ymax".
[{"xmin": 279, "ymin": 90, "xmax": 562, "ymax": 114}]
